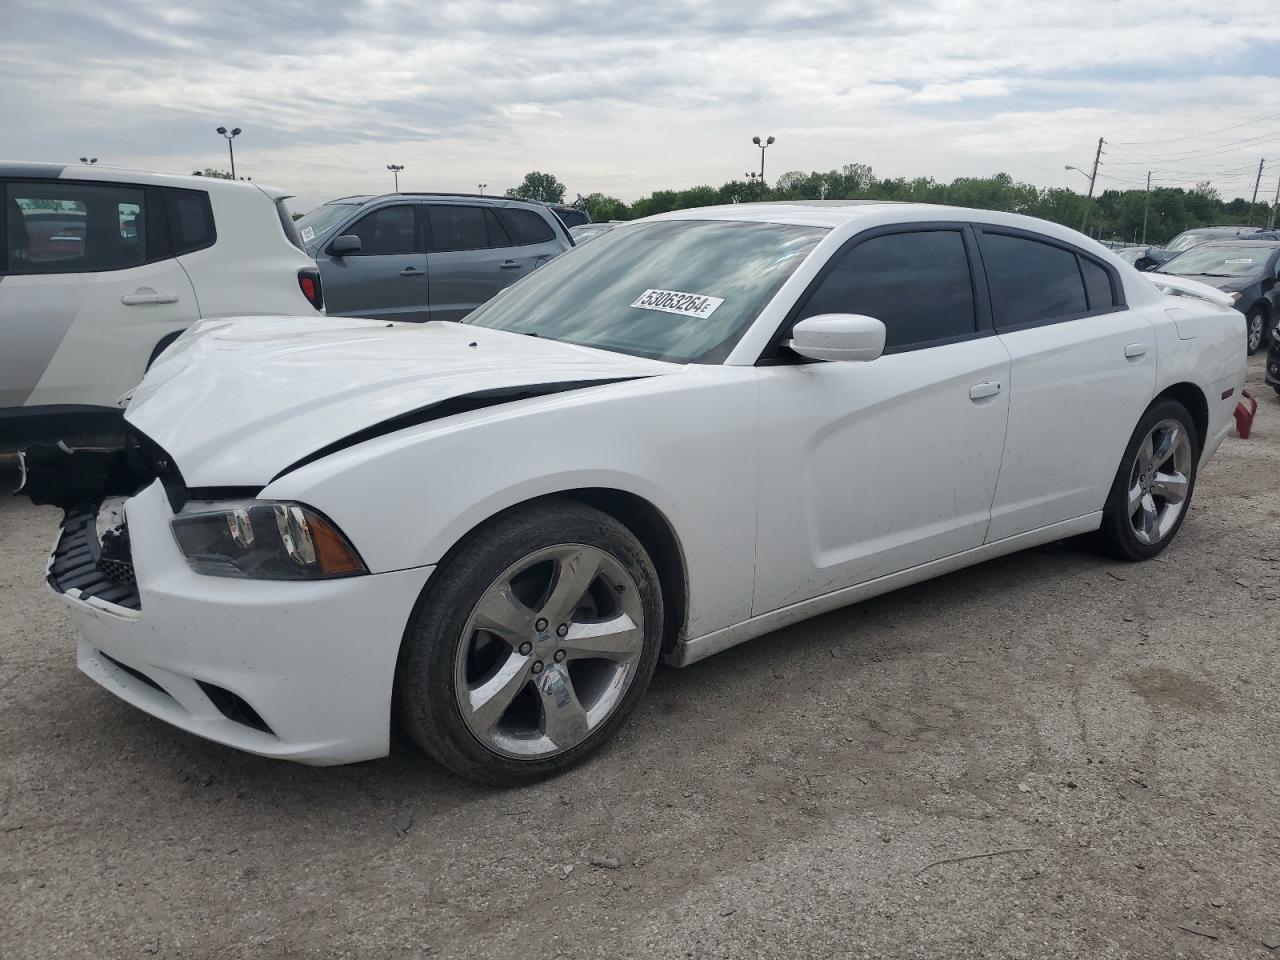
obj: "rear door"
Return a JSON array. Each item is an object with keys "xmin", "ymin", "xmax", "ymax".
[
  {"xmin": 978, "ymin": 227, "xmax": 1156, "ymax": 541},
  {"xmin": 318, "ymin": 202, "xmax": 428, "ymax": 321},
  {"xmin": 0, "ymin": 177, "xmax": 196, "ymax": 420},
  {"xmin": 423, "ymin": 204, "xmax": 526, "ymax": 321}
]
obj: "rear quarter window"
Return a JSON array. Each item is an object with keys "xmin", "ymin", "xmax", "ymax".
[
  {"xmin": 499, "ymin": 208, "xmax": 557, "ymax": 245},
  {"xmin": 164, "ymin": 188, "xmax": 216, "ymax": 255}
]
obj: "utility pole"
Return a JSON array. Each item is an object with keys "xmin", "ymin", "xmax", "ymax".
[
  {"xmin": 1250, "ymin": 158, "xmax": 1265, "ymax": 224},
  {"xmin": 1270, "ymin": 174, "xmax": 1279, "ymax": 230},
  {"xmin": 1141, "ymin": 170, "xmax": 1151, "ymax": 245},
  {"xmin": 1080, "ymin": 137, "xmax": 1104, "ymax": 233}
]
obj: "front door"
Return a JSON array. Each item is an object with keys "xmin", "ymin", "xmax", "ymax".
[
  {"xmin": 753, "ymin": 225, "xmax": 1011, "ymax": 615},
  {"xmin": 319, "ymin": 203, "xmax": 428, "ymax": 322}
]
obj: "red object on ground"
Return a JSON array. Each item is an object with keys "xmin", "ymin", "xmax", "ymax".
[{"xmin": 1234, "ymin": 389, "xmax": 1257, "ymax": 439}]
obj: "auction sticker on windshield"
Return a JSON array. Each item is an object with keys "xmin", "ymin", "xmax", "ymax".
[{"xmin": 631, "ymin": 288, "xmax": 724, "ymax": 319}]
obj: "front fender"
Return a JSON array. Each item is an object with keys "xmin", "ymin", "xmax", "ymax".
[{"xmin": 261, "ymin": 370, "xmax": 761, "ymax": 640}]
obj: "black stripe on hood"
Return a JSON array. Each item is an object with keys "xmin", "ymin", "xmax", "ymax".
[{"xmin": 271, "ymin": 377, "xmax": 645, "ymax": 482}]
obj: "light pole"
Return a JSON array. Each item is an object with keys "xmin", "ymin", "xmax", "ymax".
[
  {"xmin": 216, "ymin": 126, "xmax": 241, "ymax": 179},
  {"xmin": 387, "ymin": 164, "xmax": 404, "ymax": 191},
  {"xmin": 745, "ymin": 172, "xmax": 762, "ymax": 196},
  {"xmin": 751, "ymin": 135, "xmax": 775, "ymax": 186},
  {"xmin": 478, "ymin": 183, "xmax": 487, "ymax": 196},
  {"xmin": 79, "ymin": 157, "xmax": 98, "ymax": 165}
]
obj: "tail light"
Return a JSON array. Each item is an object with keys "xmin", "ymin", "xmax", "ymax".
[{"xmin": 298, "ymin": 269, "xmax": 324, "ymax": 311}]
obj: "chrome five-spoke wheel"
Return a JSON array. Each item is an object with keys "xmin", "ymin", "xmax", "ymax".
[
  {"xmin": 1127, "ymin": 417, "xmax": 1192, "ymax": 546},
  {"xmin": 455, "ymin": 544, "xmax": 645, "ymax": 760}
]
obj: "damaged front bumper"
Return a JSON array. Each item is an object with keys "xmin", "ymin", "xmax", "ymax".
[{"xmin": 30, "ymin": 440, "xmax": 435, "ymax": 766}]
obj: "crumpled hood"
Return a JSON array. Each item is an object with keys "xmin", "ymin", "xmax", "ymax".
[{"xmin": 127, "ymin": 316, "xmax": 675, "ymax": 486}]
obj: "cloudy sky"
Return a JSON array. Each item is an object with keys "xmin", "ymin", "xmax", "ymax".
[{"xmin": 4, "ymin": 0, "xmax": 1280, "ymax": 212}]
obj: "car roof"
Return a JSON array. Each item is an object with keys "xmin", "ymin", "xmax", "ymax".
[
  {"xmin": 1176, "ymin": 239, "xmax": 1280, "ymax": 249},
  {"xmin": 0, "ymin": 160, "xmax": 290, "ymax": 199},
  {"xmin": 324, "ymin": 192, "xmax": 557, "ymax": 209}
]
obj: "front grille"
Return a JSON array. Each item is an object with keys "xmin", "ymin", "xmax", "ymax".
[{"xmin": 48, "ymin": 508, "xmax": 142, "ymax": 611}]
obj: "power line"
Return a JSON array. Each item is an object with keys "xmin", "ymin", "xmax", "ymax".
[
  {"xmin": 1106, "ymin": 130, "xmax": 1280, "ymax": 163},
  {"xmin": 1113, "ymin": 109, "xmax": 1280, "ymax": 147}
]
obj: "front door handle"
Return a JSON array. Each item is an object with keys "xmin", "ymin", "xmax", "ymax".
[
  {"xmin": 121, "ymin": 290, "xmax": 178, "ymax": 306},
  {"xmin": 1124, "ymin": 342, "xmax": 1148, "ymax": 359},
  {"xmin": 500, "ymin": 260, "xmax": 522, "ymax": 270},
  {"xmin": 399, "ymin": 267, "xmax": 424, "ymax": 277},
  {"xmin": 969, "ymin": 381, "xmax": 1002, "ymax": 401}
]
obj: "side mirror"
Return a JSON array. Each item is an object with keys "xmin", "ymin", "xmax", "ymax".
[
  {"xmin": 329, "ymin": 234, "xmax": 361, "ymax": 257},
  {"xmin": 787, "ymin": 314, "xmax": 886, "ymax": 362}
]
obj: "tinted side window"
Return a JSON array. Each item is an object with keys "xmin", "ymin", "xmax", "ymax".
[
  {"xmin": 166, "ymin": 188, "xmax": 216, "ymax": 255},
  {"xmin": 797, "ymin": 230, "xmax": 977, "ymax": 350},
  {"xmin": 5, "ymin": 181, "xmax": 146, "ymax": 274},
  {"xmin": 428, "ymin": 206, "xmax": 489, "ymax": 252},
  {"xmin": 500, "ymin": 208, "xmax": 556, "ymax": 245},
  {"xmin": 983, "ymin": 233, "xmax": 1087, "ymax": 329},
  {"xmin": 1080, "ymin": 257, "xmax": 1115, "ymax": 310},
  {"xmin": 485, "ymin": 209, "xmax": 511, "ymax": 246},
  {"xmin": 346, "ymin": 204, "xmax": 417, "ymax": 256}
]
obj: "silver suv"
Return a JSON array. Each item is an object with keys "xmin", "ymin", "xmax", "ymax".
[{"xmin": 295, "ymin": 193, "xmax": 572, "ymax": 322}]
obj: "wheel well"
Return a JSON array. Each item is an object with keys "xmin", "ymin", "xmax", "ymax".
[
  {"xmin": 1156, "ymin": 382, "xmax": 1208, "ymax": 452},
  {"xmin": 432, "ymin": 489, "xmax": 690, "ymax": 658},
  {"xmin": 560, "ymin": 488, "xmax": 689, "ymax": 657}
]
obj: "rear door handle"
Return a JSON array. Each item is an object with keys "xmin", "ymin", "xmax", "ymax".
[
  {"xmin": 969, "ymin": 381, "xmax": 1002, "ymax": 401},
  {"xmin": 399, "ymin": 267, "xmax": 424, "ymax": 277},
  {"xmin": 120, "ymin": 291, "xmax": 178, "ymax": 306},
  {"xmin": 500, "ymin": 260, "xmax": 522, "ymax": 270},
  {"xmin": 1124, "ymin": 342, "xmax": 1148, "ymax": 359}
]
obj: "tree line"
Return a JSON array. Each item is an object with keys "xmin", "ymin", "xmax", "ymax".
[{"xmin": 504, "ymin": 167, "xmax": 1275, "ymax": 246}]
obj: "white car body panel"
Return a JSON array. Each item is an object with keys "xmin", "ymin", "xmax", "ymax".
[
  {"xmin": 752, "ymin": 337, "xmax": 1010, "ymax": 613},
  {"xmin": 46, "ymin": 201, "xmax": 1247, "ymax": 764},
  {"xmin": 985, "ymin": 308, "xmax": 1157, "ymax": 541},
  {"xmin": 130, "ymin": 315, "xmax": 677, "ymax": 486}
]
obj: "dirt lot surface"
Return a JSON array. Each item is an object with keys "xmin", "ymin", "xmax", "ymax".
[{"xmin": 3, "ymin": 358, "xmax": 1279, "ymax": 960}]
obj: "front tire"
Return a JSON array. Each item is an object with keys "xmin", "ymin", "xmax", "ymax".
[
  {"xmin": 396, "ymin": 499, "xmax": 663, "ymax": 786},
  {"xmin": 1097, "ymin": 398, "xmax": 1199, "ymax": 561}
]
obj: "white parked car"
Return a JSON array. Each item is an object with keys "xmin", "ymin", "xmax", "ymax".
[
  {"xmin": 30, "ymin": 202, "xmax": 1245, "ymax": 785},
  {"xmin": 0, "ymin": 161, "xmax": 322, "ymax": 448}
]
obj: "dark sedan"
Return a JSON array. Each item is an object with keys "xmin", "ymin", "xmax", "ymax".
[
  {"xmin": 1134, "ymin": 226, "xmax": 1280, "ymax": 272},
  {"xmin": 1155, "ymin": 240, "xmax": 1280, "ymax": 354}
]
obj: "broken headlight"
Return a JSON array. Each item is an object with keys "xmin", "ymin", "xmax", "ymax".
[{"xmin": 171, "ymin": 500, "xmax": 367, "ymax": 580}]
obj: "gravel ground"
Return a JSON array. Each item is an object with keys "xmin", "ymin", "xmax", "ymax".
[{"xmin": 2, "ymin": 358, "xmax": 1278, "ymax": 959}]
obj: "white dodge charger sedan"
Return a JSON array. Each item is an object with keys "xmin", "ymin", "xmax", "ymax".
[{"xmin": 31, "ymin": 201, "xmax": 1245, "ymax": 785}]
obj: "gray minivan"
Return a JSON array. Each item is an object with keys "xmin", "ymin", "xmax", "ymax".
[{"xmin": 295, "ymin": 194, "xmax": 572, "ymax": 322}]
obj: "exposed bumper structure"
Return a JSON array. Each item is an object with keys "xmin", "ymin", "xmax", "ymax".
[{"xmin": 51, "ymin": 480, "xmax": 434, "ymax": 764}]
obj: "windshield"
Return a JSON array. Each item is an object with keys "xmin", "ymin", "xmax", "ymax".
[
  {"xmin": 294, "ymin": 202, "xmax": 361, "ymax": 254},
  {"xmin": 1157, "ymin": 244, "xmax": 1274, "ymax": 277},
  {"xmin": 463, "ymin": 219, "xmax": 826, "ymax": 363},
  {"xmin": 1163, "ymin": 231, "xmax": 1212, "ymax": 253}
]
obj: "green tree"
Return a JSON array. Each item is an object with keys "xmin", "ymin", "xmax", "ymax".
[
  {"xmin": 505, "ymin": 171, "xmax": 566, "ymax": 204},
  {"xmin": 191, "ymin": 168, "xmax": 234, "ymax": 179},
  {"xmin": 583, "ymin": 192, "xmax": 629, "ymax": 221}
]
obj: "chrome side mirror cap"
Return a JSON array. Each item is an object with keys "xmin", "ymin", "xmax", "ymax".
[{"xmin": 787, "ymin": 314, "xmax": 886, "ymax": 362}]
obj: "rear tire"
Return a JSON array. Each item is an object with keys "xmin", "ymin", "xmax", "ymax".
[
  {"xmin": 395, "ymin": 499, "xmax": 663, "ymax": 786},
  {"xmin": 1246, "ymin": 307, "xmax": 1268, "ymax": 355},
  {"xmin": 1097, "ymin": 398, "xmax": 1199, "ymax": 561}
]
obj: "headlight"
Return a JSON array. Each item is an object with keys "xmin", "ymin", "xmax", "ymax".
[
  {"xmin": 1230, "ymin": 292, "xmax": 1242, "ymax": 302},
  {"xmin": 171, "ymin": 500, "xmax": 367, "ymax": 579}
]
